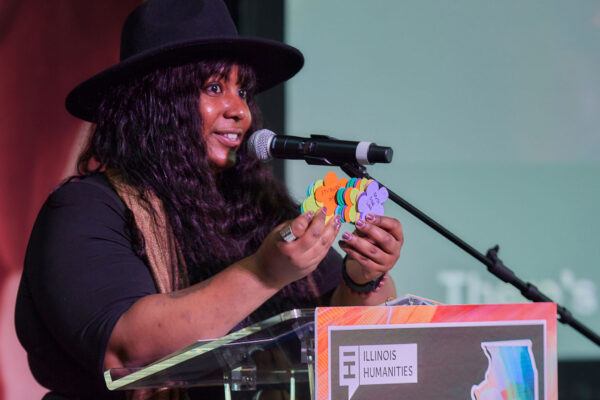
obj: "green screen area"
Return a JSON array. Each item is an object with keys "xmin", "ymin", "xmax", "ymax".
[{"xmin": 284, "ymin": 1, "xmax": 600, "ymax": 358}]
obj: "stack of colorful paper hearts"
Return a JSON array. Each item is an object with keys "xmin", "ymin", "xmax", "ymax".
[{"xmin": 301, "ymin": 171, "xmax": 389, "ymax": 223}]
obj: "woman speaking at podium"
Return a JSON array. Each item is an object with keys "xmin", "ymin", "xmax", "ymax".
[{"xmin": 15, "ymin": 1, "xmax": 403, "ymax": 398}]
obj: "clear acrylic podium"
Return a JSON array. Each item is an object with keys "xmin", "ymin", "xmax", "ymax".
[{"xmin": 104, "ymin": 309, "xmax": 316, "ymax": 399}]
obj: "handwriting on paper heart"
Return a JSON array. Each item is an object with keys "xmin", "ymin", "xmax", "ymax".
[
  {"xmin": 300, "ymin": 172, "xmax": 387, "ymax": 224},
  {"xmin": 356, "ymin": 180, "xmax": 389, "ymax": 219}
]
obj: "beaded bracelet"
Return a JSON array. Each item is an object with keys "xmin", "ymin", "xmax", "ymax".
[{"xmin": 341, "ymin": 256, "xmax": 386, "ymax": 297}]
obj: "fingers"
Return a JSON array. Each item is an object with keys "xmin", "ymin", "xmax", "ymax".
[
  {"xmin": 260, "ymin": 208, "xmax": 341, "ymax": 287},
  {"xmin": 362, "ymin": 214, "xmax": 404, "ymax": 244},
  {"xmin": 340, "ymin": 242, "xmax": 386, "ymax": 274},
  {"xmin": 355, "ymin": 214, "xmax": 403, "ymax": 254},
  {"xmin": 321, "ymin": 214, "xmax": 342, "ymax": 250},
  {"xmin": 340, "ymin": 232, "xmax": 390, "ymax": 271},
  {"xmin": 300, "ymin": 207, "xmax": 329, "ymax": 246},
  {"xmin": 339, "ymin": 213, "xmax": 403, "ymax": 269},
  {"xmin": 279, "ymin": 207, "xmax": 341, "ymax": 262},
  {"xmin": 298, "ymin": 209, "xmax": 341, "ymax": 262},
  {"xmin": 287, "ymin": 210, "xmax": 316, "ymax": 239}
]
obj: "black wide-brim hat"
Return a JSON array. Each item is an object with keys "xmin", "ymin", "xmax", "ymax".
[{"xmin": 66, "ymin": 0, "xmax": 304, "ymax": 122}]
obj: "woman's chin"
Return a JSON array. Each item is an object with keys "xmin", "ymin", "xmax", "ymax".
[{"xmin": 208, "ymin": 149, "xmax": 237, "ymax": 172}]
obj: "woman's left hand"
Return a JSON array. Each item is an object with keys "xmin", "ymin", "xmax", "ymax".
[{"xmin": 339, "ymin": 213, "xmax": 403, "ymax": 283}]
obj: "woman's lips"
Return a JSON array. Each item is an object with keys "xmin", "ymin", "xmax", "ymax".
[{"xmin": 213, "ymin": 131, "xmax": 242, "ymax": 147}]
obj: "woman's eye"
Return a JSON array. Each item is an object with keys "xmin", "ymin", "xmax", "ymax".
[
  {"xmin": 205, "ymin": 83, "xmax": 222, "ymax": 94},
  {"xmin": 238, "ymin": 88, "xmax": 248, "ymax": 99}
]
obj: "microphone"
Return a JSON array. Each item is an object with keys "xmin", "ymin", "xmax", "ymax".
[{"xmin": 247, "ymin": 129, "xmax": 393, "ymax": 166}]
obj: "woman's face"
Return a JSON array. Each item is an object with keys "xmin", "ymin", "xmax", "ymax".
[{"xmin": 199, "ymin": 65, "xmax": 252, "ymax": 170}]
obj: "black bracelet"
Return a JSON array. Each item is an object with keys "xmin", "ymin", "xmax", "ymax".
[{"xmin": 341, "ymin": 256, "xmax": 386, "ymax": 294}]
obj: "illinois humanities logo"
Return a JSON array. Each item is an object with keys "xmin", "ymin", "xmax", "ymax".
[{"xmin": 339, "ymin": 344, "xmax": 418, "ymax": 400}]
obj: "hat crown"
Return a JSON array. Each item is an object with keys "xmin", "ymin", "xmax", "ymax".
[
  {"xmin": 120, "ymin": 0, "xmax": 238, "ymax": 61},
  {"xmin": 66, "ymin": 0, "xmax": 304, "ymax": 122}
]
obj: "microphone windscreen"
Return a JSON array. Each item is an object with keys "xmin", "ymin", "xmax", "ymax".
[{"xmin": 248, "ymin": 129, "xmax": 276, "ymax": 162}]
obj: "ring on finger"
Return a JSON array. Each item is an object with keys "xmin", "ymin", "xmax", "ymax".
[{"xmin": 279, "ymin": 224, "xmax": 297, "ymax": 242}]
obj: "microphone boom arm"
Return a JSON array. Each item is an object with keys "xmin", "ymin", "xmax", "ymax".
[{"xmin": 339, "ymin": 162, "xmax": 600, "ymax": 347}]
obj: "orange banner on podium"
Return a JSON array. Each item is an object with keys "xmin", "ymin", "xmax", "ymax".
[{"xmin": 316, "ymin": 302, "xmax": 557, "ymax": 400}]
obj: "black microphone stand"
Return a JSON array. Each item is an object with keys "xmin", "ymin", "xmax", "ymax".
[{"xmin": 334, "ymin": 161, "xmax": 600, "ymax": 347}]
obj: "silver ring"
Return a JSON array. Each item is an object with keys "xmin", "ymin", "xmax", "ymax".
[{"xmin": 279, "ymin": 224, "xmax": 297, "ymax": 242}]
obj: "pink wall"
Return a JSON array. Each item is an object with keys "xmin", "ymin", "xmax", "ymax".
[{"xmin": 0, "ymin": 1, "xmax": 140, "ymax": 398}]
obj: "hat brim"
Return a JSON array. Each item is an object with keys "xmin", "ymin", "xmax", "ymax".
[{"xmin": 65, "ymin": 37, "xmax": 304, "ymax": 122}]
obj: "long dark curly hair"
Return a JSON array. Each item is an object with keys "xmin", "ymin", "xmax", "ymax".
[{"xmin": 77, "ymin": 60, "xmax": 312, "ymax": 312}]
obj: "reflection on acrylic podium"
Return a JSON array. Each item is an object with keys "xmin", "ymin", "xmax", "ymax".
[{"xmin": 105, "ymin": 309, "xmax": 317, "ymax": 400}]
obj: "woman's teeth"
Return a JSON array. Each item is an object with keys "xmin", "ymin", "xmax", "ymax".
[{"xmin": 220, "ymin": 133, "xmax": 239, "ymax": 141}]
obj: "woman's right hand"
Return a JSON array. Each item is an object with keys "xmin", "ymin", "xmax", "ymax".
[{"xmin": 253, "ymin": 207, "xmax": 341, "ymax": 288}]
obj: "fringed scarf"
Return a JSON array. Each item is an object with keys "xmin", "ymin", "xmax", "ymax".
[
  {"xmin": 106, "ymin": 169, "xmax": 322, "ymax": 400},
  {"xmin": 107, "ymin": 169, "xmax": 188, "ymax": 400}
]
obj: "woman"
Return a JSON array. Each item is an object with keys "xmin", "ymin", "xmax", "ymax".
[{"xmin": 15, "ymin": 1, "xmax": 403, "ymax": 399}]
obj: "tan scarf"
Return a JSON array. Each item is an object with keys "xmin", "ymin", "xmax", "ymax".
[
  {"xmin": 107, "ymin": 169, "xmax": 319, "ymax": 399},
  {"xmin": 107, "ymin": 169, "xmax": 189, "ymax": 400}
]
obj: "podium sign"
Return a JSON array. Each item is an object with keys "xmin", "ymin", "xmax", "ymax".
[{"xmin": 315, "ymin": 303, "xmax": 557, "ymax": 400}]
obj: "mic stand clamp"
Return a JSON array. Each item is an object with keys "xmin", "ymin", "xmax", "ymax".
[
  {"xmin": 485, "ymin": 245, "xmax": 516, "ymax": 284},
  {"xmin": 304, "ymin": 135, "xmax": 343, "ymax": 166}
]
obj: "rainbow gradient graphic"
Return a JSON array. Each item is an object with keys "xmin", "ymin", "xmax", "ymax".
[{"xmin": 471, "ymin": 339, "xmax": 538, "ymax": 400}]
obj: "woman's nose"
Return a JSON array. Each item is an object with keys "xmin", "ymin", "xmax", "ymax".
[{"xmin": 223, "ymin": 93, "xmax": 249, "ymax": 121}]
